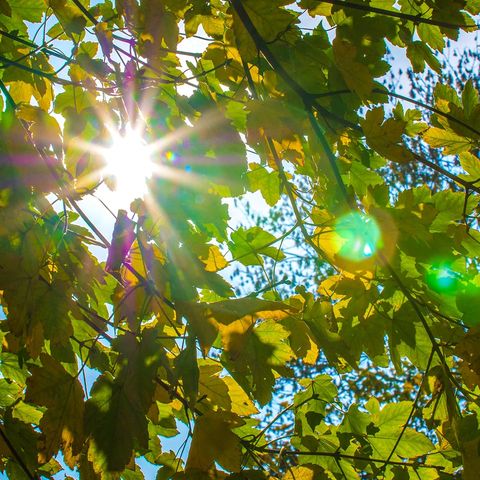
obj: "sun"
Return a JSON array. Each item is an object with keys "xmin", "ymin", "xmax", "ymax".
[
  {"xmin": 102, "ymin": 125, "xmax": 155, "ymax": 206},
  {"xmin": 72, "ymin": 113, "xmax": 205, "ymax": 211}
]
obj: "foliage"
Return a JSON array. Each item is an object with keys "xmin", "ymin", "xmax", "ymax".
[
  {"xmin": 384, "ymin": 35, "xmax": 480, "ymax": 192},
  {"xmin": 259, "ymin": 33, "xmax": 480, "ymax": 454},
  {"xmin": 0, "ymin": 1, "xmax": 480, "ymax": 479}
]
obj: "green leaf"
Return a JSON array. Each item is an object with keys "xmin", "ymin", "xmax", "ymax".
[
  {"xmin": 174, "ymin": 334, "xmax": 199, "ymax": 405},
  {"xmin": 247, "ymin": 163, "xmax": 281, "ymax": 206},
  {"xmin": 298, "ymin": 0, "xmax": 332, "ymax": 16},
  {"xmin": 0, "ymin": 352, "xmax": 29, "ymax": 384},
  {"xmin": 0, "ymin": 379, "xmax": 20, "ymax": 408},
  {"xmin": 460, "ymin": 152, "xmax": 480, "ymax": 179},
  {"xmin": 417, "ymin": 24, "xmax": 445, "ymax": 50},
  {"xmin": 50, "ymin": 0, "xmax": 87, "ymax": 36},
  {"xmin": 229, "ymin": 226, "xmax": 285, "ymax": 266},
  {"xmin": 339, "ymin": 405, "xmax": 371, "ymax": 435},
  {"xmin": 345, "ymin": 160, "xmax": 383, "ymax": 196},
  {"xmin": 85, "ymin": 330, "xmax": 164, "ymax": 473},
  {"xmin": 373, "ymin": 401, "xmax": 412, "ymax": 431},
  {"xmin": 12, "ymin": 401, "xmax": 44, "ymax": 425},
  {"xmin": 232, "ymin": 0, "xmax": 299, "ymax": 61},
  {"xmin": 364, "ymin": 400, "xmax": 434, "ymax": 459},
  {"xmin": 8, "ymin": 0, "xmax": 45, "ymax": 22},
  {"xmin": 462, "ymin": 79, "xmax": 479, "ymax": 119},
  {"xmin": 333, "ymin": 37, "xmax": 375, "ymax": 99},
  {"xmin": 391, "ymin": 428, "xmax": 435, "ymax": 458},
  {"xmin": 407, "ymin": 41, "xmax": 441, "ymax": 73},
  {"xmin": 294, "ymin": 375, "xmax": 337, "ymax": 437}
]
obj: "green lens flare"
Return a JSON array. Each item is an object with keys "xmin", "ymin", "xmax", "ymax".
[
  {"xmin": 334, "ymin": 212, "xmax": 381, "ymax": 262},
  {"xmin": 426, "ymin": 263, "xmax": 460, "ymax": 293}
]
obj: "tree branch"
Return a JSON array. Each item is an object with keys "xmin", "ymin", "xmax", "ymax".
[
  {"xmin": 247, "ymin": 444, "xmax": 445, "ymax": 471},
  {"xmin": 313, "ymin": 87, "xmax": 480, "ymax": 139},
  {"xmin": 0, "ymin": 426, "xmax": 39, "ymax": 480},
  {"xmin": 230, "ymin": 0, "xmax": 467, "ymax": 411},
  {"xmin": 316, "ymin": 0, "xmax": 477, "ymax": 30},
  {"xmin": 241, "ymin": 60, "xmax": 331, "ymax": 261},
  {"xmin": 229, "ymin": 0, "xmax": 354, "ymax": 130}
]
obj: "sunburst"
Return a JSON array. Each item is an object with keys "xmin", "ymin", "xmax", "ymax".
[{"xmin": 102, "ymin": 124, "xmax": 155, "ymax": 206}]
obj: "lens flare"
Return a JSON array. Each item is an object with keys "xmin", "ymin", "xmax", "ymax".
[
  {"xmin": 426, "ymin": 262, "xmax": 461, "ymax": 293},
  {"xmin": 165, "ymin": 150, "xmax": 176, "ymax": 163},
  {"xmin": 334, "ymin": 212, "xmax": 381, "ymax": 262}
]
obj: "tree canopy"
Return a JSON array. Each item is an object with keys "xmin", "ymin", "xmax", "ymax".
[{"xmin": 0, "ymin": 1, "xmax": 480, "ymax": 479}]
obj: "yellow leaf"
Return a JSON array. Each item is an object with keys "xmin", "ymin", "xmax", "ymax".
[
  {"xmin": 283, "ymin": 466, "xmax": 316, "ymax": 480},
  {"xmin": 16, "ymin": 104, "xmax": 62, "ymax": 149},
  {"xmin": 182, "ymin": 298, "xmax": 294, "ymax": 354},
  {"xmin": 283, "ymin": 318, "xmax": 319, "ymax": 365},
  {"xmin": 201, "ymin": 245, "xmax": 228, "ymax": 272},
  {"xmin": 223, "ymin": 376, "xmax": 258, "ymax": 416},
  {"xmin": 217, "ymin": 315, "xmax": 255, "ymax": 357},
  {"xmin": 123, "ymin": 236, "xmax": 166, "ymax": 285},
  {"xmin": 8, "ymin": 81, "xmax": 34, "ymax": 104},
  {"xmin": 361, "ymin": 107, "xmax": 413, "ymax": 164},
  {"xmin": 35, "ymin": 79, "xmax": 54, "ymax": 111},
  {"xmin": 198, "ymin": 360, "xmax": 258, "ymax": 416},
  {"xmin": 423, "ymin": 127, "xmax": 473, "ymax": 155},
  {"xmin": 25, "ymin": 355, "xmax": 85, "ymax": 467},
  {"xmin": 333, "ymin": 37, "xmax": 375, "ymax": 99},
  {"xmin": 186, "ymin": 412, "xmax": 243, "ymax": 473}
]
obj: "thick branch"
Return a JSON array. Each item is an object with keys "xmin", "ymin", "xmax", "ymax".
[
  {"xmin": 229, "ymin": 0, "xmax": 353, "ymax": 129},
  {"xmin": 71, "ymin": 0, "xmax": 97, "ymax": 25},
  {"xmin": 0, "ymin": 29, "xmax": 72, "ymax": 61},
  {"xmin": 313, "ymin": 90, "xmax": 480, "ymax": 194},
  {"xmin": 379, "ymin": 253, "xmax": 470, "ymax": 399},
  {"xmin": 414, "ymin": 153, "xmax": 480, "ymax": 194},
  {"xmin": 230, "ymin": 0, "xmax": 479, "ymax": 198},
  {"xmin": 0, "ymin": 54, "xmax": 116, "ymax": 93}
]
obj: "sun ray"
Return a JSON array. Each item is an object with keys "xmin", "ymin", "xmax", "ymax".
[{"xmin": 63, "ymin": 98, "xmax": 241, "ymax": 213}]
